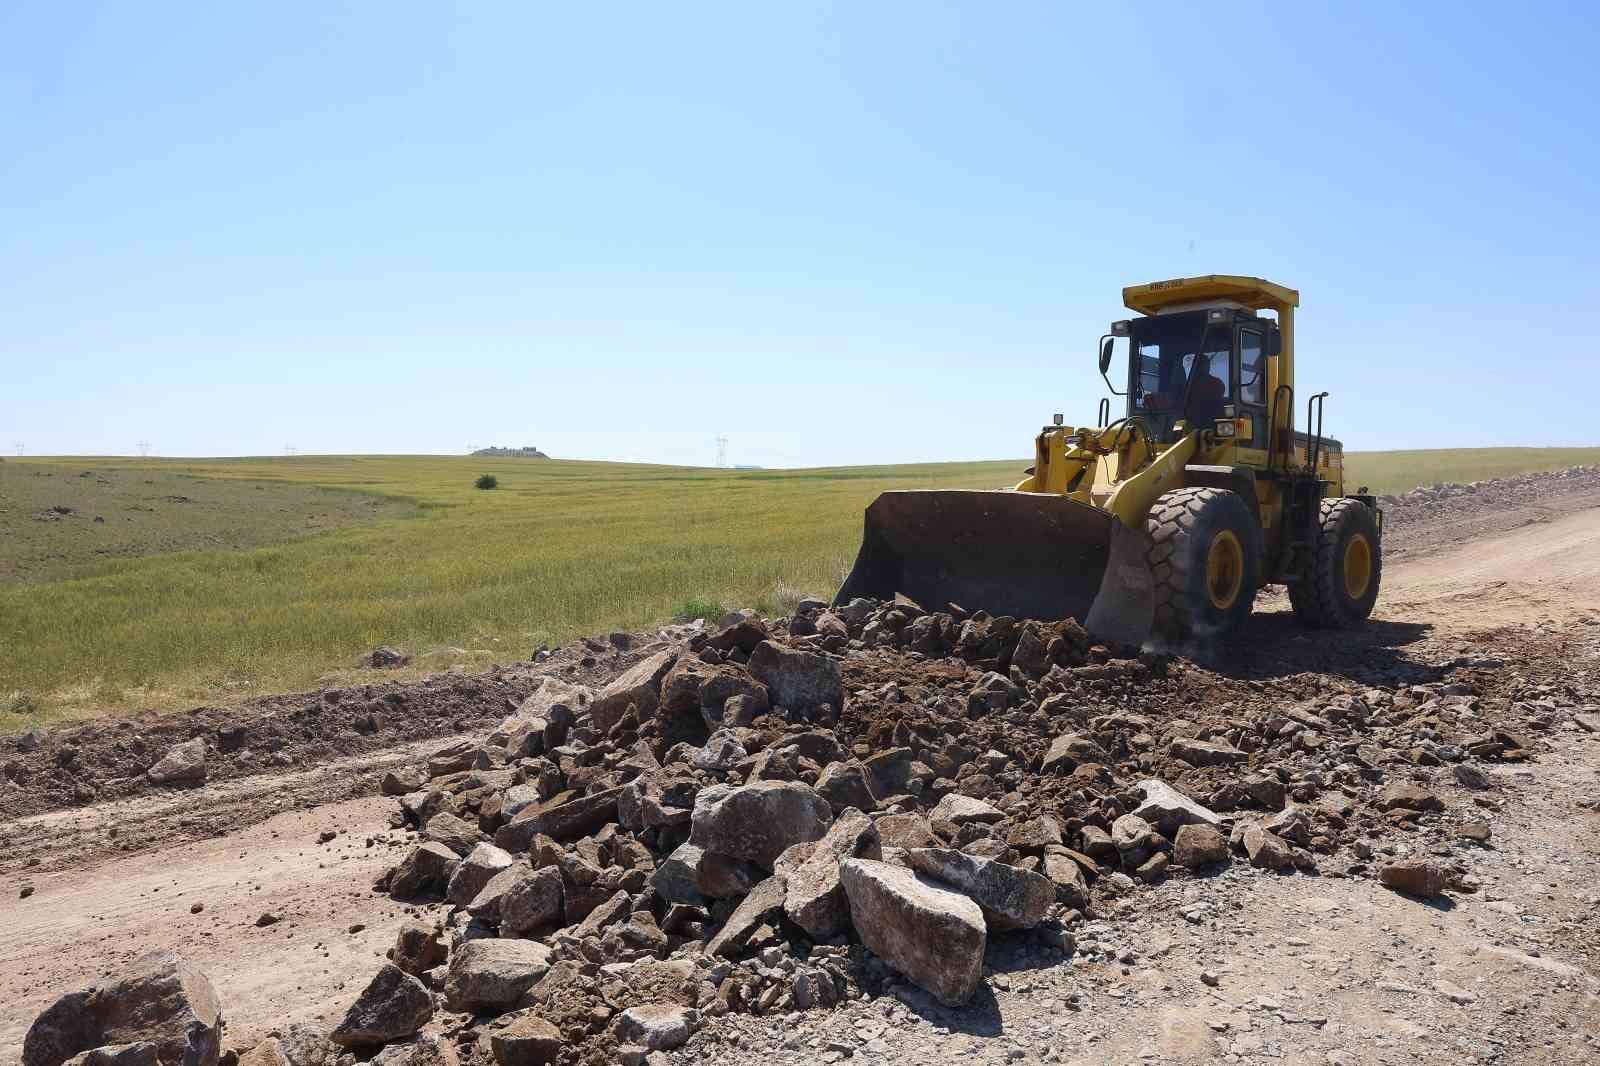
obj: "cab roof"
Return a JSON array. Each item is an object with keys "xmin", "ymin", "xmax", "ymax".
[{"xmin": 1123, "ymin": 275, "xmax": 1299, "ymax": 316}]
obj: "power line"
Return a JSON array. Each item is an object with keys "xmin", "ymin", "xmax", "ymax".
[
  {"xmin": 137, "ymin": 440, "xmax": 151, "ymax": 457},
  {"xmin": 715, "ymin": 434, "xmax": 728, "ymax": 468}
]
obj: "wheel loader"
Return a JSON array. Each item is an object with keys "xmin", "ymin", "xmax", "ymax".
[{"xmin": 835, "ymin": 275, "xmax": 1382, "ymax": 646}]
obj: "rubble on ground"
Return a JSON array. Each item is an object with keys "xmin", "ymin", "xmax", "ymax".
[
  {"xmin": 23, "ymin": 592, "xmax": 1575, "ymax": 1065},
  {"xmin": 331, "ymin": 596, "xmax": 1557, "ymax": 1063}
]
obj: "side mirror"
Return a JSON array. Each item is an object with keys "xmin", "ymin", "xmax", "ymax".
[
  {"xmin": 1099, "ymin": 337, "xmax": 1115, "ymax": 374},
  {"xmin": 1266, "ymin": 331, "xmax": 1283, "ymax": 358}
]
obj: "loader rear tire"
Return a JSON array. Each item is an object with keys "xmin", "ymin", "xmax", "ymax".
[
  {"xmin": 1147, "ymin": 487, "xmax": 1261, "ymax": 644},
  {"xmin": 1290, "ymin": 498, "xmax": 1382, "ymax": 628}
]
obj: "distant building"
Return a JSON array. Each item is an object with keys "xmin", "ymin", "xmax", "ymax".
[{"xmin": 472, "ymin": 446, "xmax": 550, "ymax": 459}]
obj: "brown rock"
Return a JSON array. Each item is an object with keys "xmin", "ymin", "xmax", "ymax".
[
  {"xmin": 330, "ymin": 964, "xmax": 434, "ymax": 1048},
  {"xmin": 22, "ymin": 952, "xmax": 223, "ymax": 1066},
  {"xmin": 1241, "ymin": 824, "xmax": 1294, "ymax": 870},
  {"xmin": 487, "ymin": 1015, "xmax": 563, "ymax": 1066},
  {"xmin": 706, "ymin": 876, "xmax": 787, "ymax": 958},
  {"xmin": 688, "ymin": 780, "xmax": 833, "ymax": 870},
  {"xmin": 838, "ymin": 858, "xmax": 986, "ymax": 1007},
  {"xmin": 392, "ymin": 921, "xmax": 446, "ymax": 976},
  {"xmin": 783, "ymin": 809, "xmax": 882, "ymax": 938},
  {"xmin": 1379, "ymin": 783, "xmax": 1445, "ymax": 813},
  {"xmin": 590, "ymin": 651, "xmax": 676, "ymax": 733},
  {"xmin": 908, "ymin": 848, "xmax": 1054, "ymax": 931},
  {"xmin": 747, "ymin": 641, "xmax": 843, "ymax": 715},
  {"xmin": 1171, "ymin": 824, "xmax": 1230, "ymax": 869},
  {"xmin": 1379, "ymin": 857, "xmax": 1448, "ymax": 897}
]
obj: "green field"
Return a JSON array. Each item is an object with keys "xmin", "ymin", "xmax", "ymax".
[{"xmin": 3, "ymin": 446, "xmax": 1597, "ymax": 733}]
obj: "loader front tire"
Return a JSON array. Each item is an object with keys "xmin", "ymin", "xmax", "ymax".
[
  {"xmin": 1290, "ymin": 498, "xmax": 1382, "ymax": 628},
  {"xmin": 1147, "ymin": 487, "xmax": 1261, "ymax": 644}
]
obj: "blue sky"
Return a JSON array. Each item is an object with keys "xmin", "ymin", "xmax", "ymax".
[{"xmin": 3, "ymin": 2, "xmax": 1596, "ymax": 466}]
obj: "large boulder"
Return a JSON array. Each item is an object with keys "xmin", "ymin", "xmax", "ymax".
[
  {"xmin": 1241, "ymin": 824, "xmax": 1294, "ymax": 870},
  {"xmin": 650, "ymin": 843, "xmax": 761, "ymax": 905},
  {"xmin": 657, "ymin": 658, "xmax": 721, "ymax": 718},
  {"xmin": 1040, "ymin": 734, "xmax": 1107, "ymax": 774},
  {"xmin": 688, "ymin": 781, "xmax": 833, "ymax": 869},
  {"xmin": 611, "ymin": 1004, "xmax": 700, "ymax": 1052},
  {"xmin": 838, "ymin": 859, "xmax": 986, "ymax": 1007},
  {"xmin": 499, "ymin": 866, "xmax": 565, "ymax": 936},
  {"xmin": 814, "ymin": 761, "xmax": 880, "ymax": 814},
  {"xmin": 330, "ymin": 964, "xmax": 434, "ymax": 1048},
  {"xmin": 443, "ymin": 940, "xmax": 553, "ymax": 1014},
  {"xmin": 929, "ymin": 793, "xmax": 1003, "ymax": 828},
  {"xmin": 907, "ymin": 848, "xmax": 1054, "ymax": 931},
  {"xmin": 590, "ymin": 651, "xmax": 676, "ymax": 733},
  {"xmin": 146, "ymin": 739, "xmax": 207, "ymax": 785},
  {"xmin": 389, "ymin": 843, "xmax": 459, "ymax": 899},
  {"xmin": 1134, "ymin": 778, "xmax": 1222, "ymax": 836},
  {"xmin": 447, "ymin": 844, "xmax": 515, "ymax": 906},
  {"xmin": 618, "ymin": 770, "xmax": 699, "ymax": 831},
  {"xmin": 512, "ymin": 677, "xmax": 591, "ymax": 723},
  {"xmin": 487, "ymin": 1014, "xmax": 563, "ymax": 1066},
  {"xmin": 1171, "ymin": 824, "xmax": 1230, "ymax": 869},
  {"xmin": 693, "ymin": 730, "xmax": 747, "ymax": 772},
  {"xmin": 747, "ymin": 642, "xmax": 843, "ymax": 715},
  {"xmin": 464, "ymin": 867, "xmax": 526, "ymax": 923},
  {"xmin": 496, "ymin": 788, "xmax": 622, "ymax": 849},
  {"xmin": 784, "ymin": 809, "xmax": 882, "ymax": 939},
  {"xmin": 697, "ymin": 672, "xmax": 769, "ymax": 730},
  {"xmin": 1111, "ymin": 813, "xmax": 1158, "ymax": 868},
  {"xmin": 875, "ymin": 813, "xmax": 938, "ymax": 851},
  {"xmin": 1041, "ymin": 850, "xmax": 1089, "ymax": 908},
  {"xmin": 421, "ymin": 812, "xmax": 483, "ymax": 857},
  {"xmin": 708, "ymin": 614, "xmax": 770, "ymax": 652},
  {"xmin": 22, "ymin": 952, "xmax": 223, "ymax": 1066},
  {"xmin": 392, "ymin": 922, "xmax": 446, "ymax": 977}
]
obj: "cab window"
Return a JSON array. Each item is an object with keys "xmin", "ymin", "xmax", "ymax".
[{"xmin": 1240, "ymin": 331, "xmax": 1265, "ymax": 405}]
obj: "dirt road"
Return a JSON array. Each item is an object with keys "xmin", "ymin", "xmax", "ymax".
[
  {"xmin": 4, "ymin": 483, "xmax": 1600, "ymax": 1063},
  {"xmin": 1381, "ymin": 504, "xmax": 1600, "ymax": 628}
]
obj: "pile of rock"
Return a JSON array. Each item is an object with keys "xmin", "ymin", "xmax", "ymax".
[
  {"xmin": 320, "ymin": 598, "xmax": 1535, "ymax": 1061},
  {"xmin": 26, "ymin": 596, "xmax": 1553, "ymax": 1066},
  {"xmin": 1378, "ymin": 463, "xmax": 1600, "ymax": 509}
]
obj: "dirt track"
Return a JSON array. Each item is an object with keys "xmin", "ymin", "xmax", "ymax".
[
  {"xmin": 1382, "ymin": 504, "xmax": 1600, "ymax": 627},
  {"xmin": 4, "ymin": 483, "xmax": 1600, "ymax": 1063}
]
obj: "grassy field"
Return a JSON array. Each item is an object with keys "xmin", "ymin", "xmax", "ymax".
[
  {"xmin": 3, "ymin": 446, "xmax": 1597, "ymax": 732},
  {"xmin": 1345, "ymin": 447, "xmax": 1600, "ymax": 496},
  {"xmin": 0, "ymin": 462, "xmax": 417, "ymax": 585}
]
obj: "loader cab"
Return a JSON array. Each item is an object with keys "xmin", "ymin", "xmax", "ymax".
[{"xmin": 1121, "ymin": 308, "xmax": 1278, "ymax": 449}]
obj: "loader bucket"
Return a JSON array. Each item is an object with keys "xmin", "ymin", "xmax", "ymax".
[{"xmin": 833, "ymin": 490, "xmax": 1155, "ymax": 646}]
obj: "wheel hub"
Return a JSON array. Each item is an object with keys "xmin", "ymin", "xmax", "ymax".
[
  {"xmin": 1206, "ymin": 530, "xmax": 1244, "ymax": 610},
  {"xmin": 1344, "ymin": 533, "xmax": 1373, "ymax": 599}
]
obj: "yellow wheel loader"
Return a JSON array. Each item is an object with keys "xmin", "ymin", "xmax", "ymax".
[{"xmin": 835, "ymin": 275, "xmax": 1382, "ymax": 647}]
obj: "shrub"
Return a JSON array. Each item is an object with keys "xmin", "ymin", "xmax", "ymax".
[
  {"xmin": 1, "ymin": 690, "xmax": 43, "ymax": 728},
  {"xmin": 475, "ymin": 474, "xmax": 498, "ymax": 490},
  {"xmin": 673, "ymin": 598, "xmax": 724, "ymax": 623}
]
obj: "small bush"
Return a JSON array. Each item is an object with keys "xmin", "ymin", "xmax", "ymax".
[
  {"xmin": 673, "ymin": 598, "xmax": 724, "ymax": 623},
  {"xmin": 1, "ymin": 690, "xmax": 44, "ymax": 729},
  {"xmin": 475, "ymin": 474, "xmax": 498, "ymax": 490}
]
